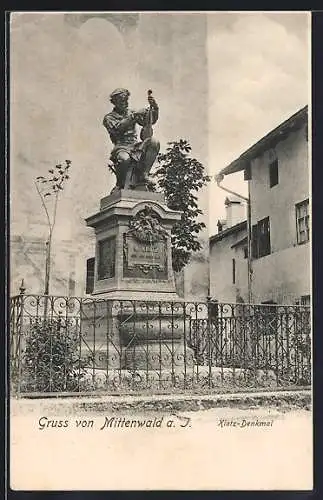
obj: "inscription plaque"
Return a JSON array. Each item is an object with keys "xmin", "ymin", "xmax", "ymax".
[
  {"xmin": 123, "ymin": 234, "xmax": 167, "ymax": 279},
  {"xmin": 97, "ymin": 236, "xmax": 116, "ymax": 280},
  {"xmin": 128, "ymin": 238, "xmax": 165, "ymax": 269}
]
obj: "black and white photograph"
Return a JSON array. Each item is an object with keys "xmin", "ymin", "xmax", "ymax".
[{"xmin": 9, "ymin": 11, "xmax": 312, "ymax": 490}]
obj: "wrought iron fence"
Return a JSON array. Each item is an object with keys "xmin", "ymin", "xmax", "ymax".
[{"xmin": 10, "ymin": 294, "xmax": 311, "ymax": 396}]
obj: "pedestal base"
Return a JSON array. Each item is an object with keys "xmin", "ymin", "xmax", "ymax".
[
  {"xmin": 80, "ymin": 300, "xmax": 195, "ymax": 371},
  {"xmin": 84, "ymin": 189, "xmax": 187, "ymax": 371},
  {"xmin": 122, "ymin": 341, "xmax": 195, "ymax": 370}
]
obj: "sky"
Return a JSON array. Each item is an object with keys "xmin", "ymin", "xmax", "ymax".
[
  {"xmin": 10, "ymin": 12, "xmax": 310, "ymax": 239},
  {"xmin": 207, "ymin": 12, "xmax": 309, "ymax": 233}
]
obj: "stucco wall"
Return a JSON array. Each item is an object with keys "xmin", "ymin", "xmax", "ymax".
[
  {"xmin": 209, "ymin": 119, "xmax": 309, "ymax": 306},
  {"xmin": 209, "ymin": 225, "xmax": 248, "ymax": 303},
  {"xmin": 10, "ymin": 235, "xmax": 91, "ymax": 296},
  {"xmin": 250, "ymin": 125, "xmax": 309, "ymax": 252},
  {"xmin": 234, "ymin": 244, "xmax": 249, "ymax": 303},
  {"xmin": 182, "ymin": 238, "xmax": 210, "ymax": 301},
  {"xmin": 251, "ymin": 243, "xmax": 310, "ymax": 303},
  {"xmin": 249, "ymin": 123, "xmax": 309, "ymax": 304}
]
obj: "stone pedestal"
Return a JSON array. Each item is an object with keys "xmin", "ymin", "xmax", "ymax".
[
  {"xmin": 83, "ymin": 189, "xmax": 194, "ymax": 370},
  {"xmin": 85, "ymin": 189, "xmax": 181, "ymax": 300}
]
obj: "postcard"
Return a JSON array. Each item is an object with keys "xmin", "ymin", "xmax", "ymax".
[{"xmin": 9, "ymin": 11, "xmax": 312, "ymax": 491}]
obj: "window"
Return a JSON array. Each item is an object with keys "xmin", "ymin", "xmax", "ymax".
[
  {"xmin": 252, "ymin": 217, "xmax": 271, "ymax": 259},
  {"xmin": 301, "ymin": 295, "xmax": 310, "ymax": 306},
  {"xmin": 86, "ymin": 258, "xmax": 95, "ymax": 294},
  {"xmin": 269, "ymin": 159, "xmax": 279, "ymax": 187},
  {"xmin": 243, "ymin": 246, "xmax": 248, "ymax": 259},
  {"xmin": 208, "ymin": 300, "xmax": 219, "ymax": 320},
  {"xmin": 296, "ymin": 295, "xmax": 311, "ymax": 306},
  {"xmin": 251, "ymin": 225, "xmax": 258, "ymax": 259},
  {"xmin": 232, "ymin": 258, "xmax": 236, "ymax": 284},
  {"xmin": 296, "ymin": 199, "xmax": 309, "ymax": 244}
]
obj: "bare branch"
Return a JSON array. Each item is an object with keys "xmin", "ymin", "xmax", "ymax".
[
  {"xmin": 35, "ymin": 160, "xmax": 72, "ymax": 296},
  {"xmin": 51, "ymin": 189, "xmax": 59, "ymax": 237},
  {"xmin": 34, "ymin": 180, "xmax": 52, "ymax": 231}
]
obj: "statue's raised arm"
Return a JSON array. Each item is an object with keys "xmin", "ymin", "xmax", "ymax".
[{"xmin": 103, "ymin": 88, "xmax": 160, "ymax": 193}]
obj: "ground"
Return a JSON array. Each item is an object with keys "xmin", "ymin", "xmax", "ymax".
[{"xmin": 10, "ymin": 393, "xmax": 312, "ymax": 490}]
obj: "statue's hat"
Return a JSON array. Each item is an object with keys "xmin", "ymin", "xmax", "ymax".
[{"xmin": 109, "ymin": 88, "xmax": 130, "ymax": 100}]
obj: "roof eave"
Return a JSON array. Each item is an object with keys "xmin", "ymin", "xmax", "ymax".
[
  {"xmin": 210, "ymin": 220, "xmax": 247, "ymax": 244},
  {"xmin": 219, "ymin": 105, "xmax": 308, "ymax": 177}
]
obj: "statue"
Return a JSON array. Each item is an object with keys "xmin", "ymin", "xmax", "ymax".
[{"xmin": 103, "ymin": 88, "xmax": 160, "ymax": 192}]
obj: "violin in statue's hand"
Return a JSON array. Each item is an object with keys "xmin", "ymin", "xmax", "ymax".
[
  {"xmin": 147, "ymin": 89, "xmax": 158, "ymax": 110},
  {"xmin": 140, "ymin": 90, "xmax": 155, "ymax": 140}
]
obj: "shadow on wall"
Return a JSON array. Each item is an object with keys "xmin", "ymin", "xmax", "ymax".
[
  {"xmin": 174, "ymin": 270, "xmax": 185, "ymax": 298},
  {"xmin": 10, "ymin": 235, "xmax": 85, "ymax": 297},
  {"xmin": 174, "ymin": 250, "xmax": 209, "ymax": 301}
]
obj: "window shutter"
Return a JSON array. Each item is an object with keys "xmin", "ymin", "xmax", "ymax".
[
  {"xmin": 232, "ymin": 258, "xmax": 236, "ymax": 284},
  {"xmin": 263, "ymin": 217, "xmax": 271, "ymax": 256},
  {"xmin": 267, "ymin": 218, "xmax": 271, "ymax": 254},
  {"xmin": 251, "ymin": 224, "xmax": 258, "ymax": 259},
  {"xmin": 258, "ymin": 217, "xmax": 271, "ymax": 258}
]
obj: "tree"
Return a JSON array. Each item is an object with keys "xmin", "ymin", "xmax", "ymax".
[
  {"xmin": 34, "ymin": 160, "xmax": 72, "ymax": 296},
  {"xmin": 152, "ymin": 140, "xmax": 210, "ymax": 272}
]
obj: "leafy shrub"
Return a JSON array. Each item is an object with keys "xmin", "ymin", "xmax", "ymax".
[
  {"xmin": 21, "ymin": 319, "xmax": 86, "ymax": 392},
  {"xmin": 152, "ymin": 139, "xmax": 210, "ymax": 272}
]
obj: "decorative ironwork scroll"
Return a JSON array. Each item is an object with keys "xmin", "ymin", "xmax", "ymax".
[{"xmin": 10, "ymin": 294, "xmax": 311, "ymax": 396}]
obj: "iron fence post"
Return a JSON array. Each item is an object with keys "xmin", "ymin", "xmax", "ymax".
[{"xmin": 16, "ymin": 280, "xmax": 26, "ymax": 395}]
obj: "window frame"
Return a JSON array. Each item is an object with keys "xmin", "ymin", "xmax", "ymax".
[
  {"xmin": 300, "ymin": 295, "xmax": 311, "ymax": 306},
  {"xmin": 269, "ymin": 158, "xmax": 279, "ymax": 188},
  {"xmin": 295, "ymin": 199, "xmax": 310, "ymax": 245}
]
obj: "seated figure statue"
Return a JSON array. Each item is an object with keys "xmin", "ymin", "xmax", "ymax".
[{"xmin": 103, "ymin": 88, "xmax": 160, "ymax": 191}]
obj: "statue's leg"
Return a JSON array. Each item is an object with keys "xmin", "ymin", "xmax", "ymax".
[
  {"xmin": 115, "ymin": 151, "xmax": 131, "ymax": 189},
  {"xmin": 124, "ymin": 161, "xmax": 136, "ymax": 189},
  {"xmin": 141, "ymin": 138, "xmax": 160, "ymax": 179}
]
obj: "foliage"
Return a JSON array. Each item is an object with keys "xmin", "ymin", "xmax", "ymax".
[
  {"xmin": 35, "ymin": 160, "xmax": 72, "ymax": 295},
  {"xmin": 21, "ymin": 319, "xmax": 86, "ymax": 392},
  {"xmin": 35, "ymin": 160, "xmax": 71, "ymax": 196},
  {"xmin": 151, "ymin": 140, "xmax": 210, "ymax": 272}
]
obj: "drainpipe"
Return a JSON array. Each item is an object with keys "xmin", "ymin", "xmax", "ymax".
[{"xmin": 214, "ymin": 173, "xmax": 253, "ymax": 304}]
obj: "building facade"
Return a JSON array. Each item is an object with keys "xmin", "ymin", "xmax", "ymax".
[
  {"xmin": 209, "ymin": 197, "xmax": 247, "ymax": 303},
  {"xmin": 210, "ymin": 106, "xmax": 310, "ymax": 305}
]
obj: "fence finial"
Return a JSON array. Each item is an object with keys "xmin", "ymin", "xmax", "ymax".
[{"xmin": 19, "ymin": 279, "xmax": 26, "ymax": 295}]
